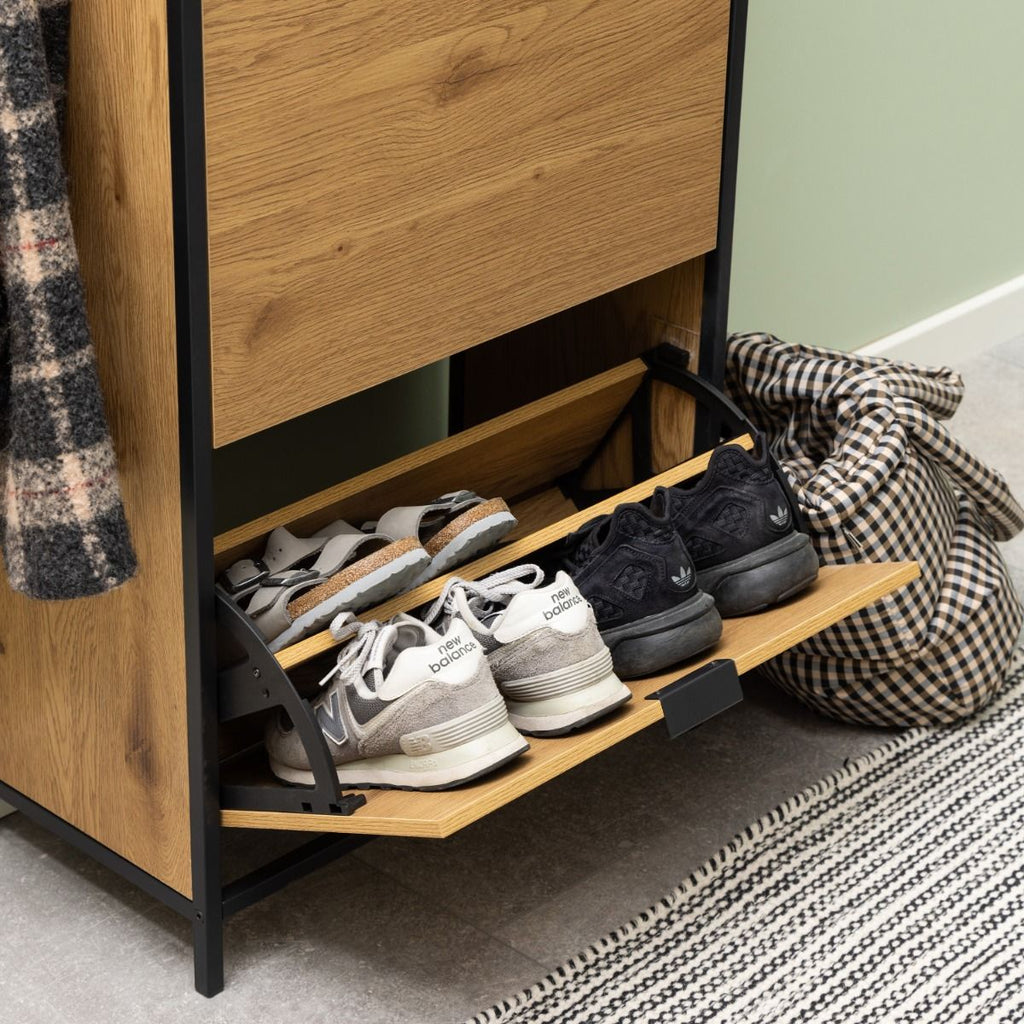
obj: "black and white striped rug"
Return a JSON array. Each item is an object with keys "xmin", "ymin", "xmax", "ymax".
[{"xmin": 471, "ymin": 648, "xmax": 1024, "ymax": 1024}]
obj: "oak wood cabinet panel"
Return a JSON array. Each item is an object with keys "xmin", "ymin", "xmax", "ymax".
[{"xmin": 203, "ymin": 0, "xmax": 730, "ymax": 445}]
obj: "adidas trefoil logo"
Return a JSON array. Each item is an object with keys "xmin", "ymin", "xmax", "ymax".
[
  {"xmin": 671, "ymin": 566, "xmax": 693, "ymax": 589},
  {"xmin": 769, "ymin": 505, "xmax": 790, "ymax": 528}
]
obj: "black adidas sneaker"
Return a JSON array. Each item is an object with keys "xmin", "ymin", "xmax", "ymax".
[
  {"xmin": 660, "ymin": 437, "xmax": 819, "ymax": 617},
  {"xmin": 550, "ymin": 494, "xmax": 722, "ymax": 679}
]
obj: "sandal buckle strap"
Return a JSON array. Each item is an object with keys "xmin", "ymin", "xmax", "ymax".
[
  {"xmin": 218, "ymin": 557, "xmax": 270, "ymax": 597},
  {"xmin": 261, "ymin": 569, "xmax": 323, "ymax": 589}
]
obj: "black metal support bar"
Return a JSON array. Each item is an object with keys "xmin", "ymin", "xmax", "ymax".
[
  {"xmin": 629, "ymin": 374, "xmax": 655, "ymax": 485},
  {"xmin": 222, "ymin": 835, "xmax": 371, "ymax": 919},
  {"xmin": 695, "ymin": 0, "xmax": 749, "ymax": 452},
  {"xmin": 645, "ymin": 660, "xmax": 743, "ymax": 740},
  {"xmin": 166, "ymin": 0, "xmax": 223, "ymax": 999},
  {"xmin": 446, "ymin": 350, "xmax": 467, "ymax": 437},
  {"xmin": 0, "ymin": 778, "xmax": 194, "ymax": 919}
]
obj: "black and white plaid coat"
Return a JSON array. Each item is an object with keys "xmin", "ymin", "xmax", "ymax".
[
  {"xmin": 727, "ymin": 333, "xmax": 1024, "ymax": 728},
  {"xmin": 0, "ymin": 0, "xmax": 135, "ymax": 599}
]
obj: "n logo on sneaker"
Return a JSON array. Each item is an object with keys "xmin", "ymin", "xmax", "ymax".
[
  {"xmin": 769, "ymin": 505, "xmax": 790, "ymax": 528},
  {"xmin": 317, "ymin": 691, "xmax": 348, "ymax": 745},
  {"xmin": 671, "ymin": 566, "xmax": 693, "ymax": 589}
]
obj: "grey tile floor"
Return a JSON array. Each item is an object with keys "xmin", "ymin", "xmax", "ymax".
[{"xmin": 1, "ymin": 338, "xmax": 1022, "ymax": 1024}]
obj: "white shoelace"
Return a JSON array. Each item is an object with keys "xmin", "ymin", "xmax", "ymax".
[
  {"xmin": 317, "ymin": 616, "xmax": 439, "ymax": 702},
  {"xmin": 315, "ymin": 620, "xmax": 385, "ymax": 690},
  {"xmin": 420, "ymin": 564, "xmax": 545, "ymax": 629}
]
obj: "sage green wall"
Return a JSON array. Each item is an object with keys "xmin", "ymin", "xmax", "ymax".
[{"xmin": 728, "ymin": 0, "xmax": 1024, "ymax": 350}]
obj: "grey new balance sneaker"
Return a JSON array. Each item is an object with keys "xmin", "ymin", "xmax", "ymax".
[
  {"xmin": 265, "ymin": 618, "xmax": 528, "ymax": 790},
  {"xmin": 417, "ymin": 565, "xmax": 631, "ymax": 736}
]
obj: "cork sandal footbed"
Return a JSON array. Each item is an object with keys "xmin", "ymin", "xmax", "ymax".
[
  {"xmin": 424, "ymin": 498, "xmax": 512, "ymax": 557},
  {"xmin": 287, "ymin": 537, "xmax": 423, "ymax": 619}
]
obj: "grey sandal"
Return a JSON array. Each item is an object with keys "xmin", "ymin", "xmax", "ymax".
[
  {"xmin": 368, "ymin": 491, "xmax": 517, "ymax": 588},
  {"xmin": 223, "ymin": 523, "xmax": 431, "ymax": 652}
]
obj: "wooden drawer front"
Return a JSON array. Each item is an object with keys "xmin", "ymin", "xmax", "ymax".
[{"xmin": 203, "ymin": 0, "xmax": 730, "ymax": 446}]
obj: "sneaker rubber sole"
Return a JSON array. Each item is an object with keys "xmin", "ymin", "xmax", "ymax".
[
  {"xmin": 504, "ymin": 649, "xmax": 631, "ymax": 736},
  {"xmin": 269, "ymin": 720, "xmax": 528, "ymax": 791},
  {"xmin": 599, "ymin": 590, "xmax": 722, "ymax": 679},
  {"xmin": 696, "ymin": 532, "xmax": 819, "ymax": 617}
]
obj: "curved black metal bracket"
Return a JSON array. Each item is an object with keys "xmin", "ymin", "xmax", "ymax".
[
  {"xmin": 642, "ymin": 343, "xmax": 758, "ymax": 441},
  {"xmin": 215, "ymin": 593, "xmax": 366, "ymax": 816}
]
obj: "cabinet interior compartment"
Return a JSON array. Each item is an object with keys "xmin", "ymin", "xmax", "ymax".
[{"xmin": 212, "ymin": 354, "xmax": 919, "ymax": 838}]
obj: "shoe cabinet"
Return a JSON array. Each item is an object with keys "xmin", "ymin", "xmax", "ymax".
[{"xmin": 0, "ymin": 0, "xmax": 917, "ymax": 998}]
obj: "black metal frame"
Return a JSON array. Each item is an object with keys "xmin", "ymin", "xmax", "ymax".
[
  {"xmin": 165, "ymin": 0, "xmax": 224, "ymax": 995},
  {"xmin": 0, "ymin": 0, "xmax": 750, "ymax": 1000},
  {"xmin": 696, "ymin": 0, "xmax": 749, "ymax": 453},
  {"xmin": 0, "ymin": 777, "xmax": 195, "ymax": 919},
  {"xmin": 221, "ymin": 834, "xmax": 371, "ymax": 919},
  {"xmin": 164, "ymin": 0, "xmax": 374, "ymax": 995},
  {"xmin": 0, "ymin": 772, "xmax": 362, "ymax": 928}
]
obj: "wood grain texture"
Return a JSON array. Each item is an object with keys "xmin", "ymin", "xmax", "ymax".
[
  {"xmin": 619, "ymin": 262, "xmax": 704, "ymax": 471},
  {"xmin": 458, "ymin": 258, "xmax": 705, "ymax": 487},
  {"xmin": 458, "ymin": 258, "xmax": 705, "ymax": 429},
  {"xmin": 0, "ymin": 5, "xmax": 191, "ymax": 893},
  {"xmin": 213, "ymin": 360, "xmax": 647, "ymax": 570},
  {"xmin": 221, "ymin": 562, "xmax": 921, "ymax": 836},
  {"xmin": 504, "ymin": 488, "xmax": 579, "ymax": 541},
  {"xmin": 202, "ymin": 0, "xmax": 730, "ymax": 445},
  {"xmin": 580, "ymin": 416, "xmax": 634, "ymax": 492},
  {"xmin": 651, "ymin": 379, "xmax": 699, "ymax": 472},
  {"xmin": 275, "ymin": 435, "xmax": 755, "ymax": 671}
]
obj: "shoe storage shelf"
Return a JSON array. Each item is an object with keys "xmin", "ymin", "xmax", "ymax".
[
  {"xmin": 0, "ymin": 0, "xmax": 917, "ymax": 999},
  {"xmin": 214, "ymin": 363, "xmax": 918, "ymax": 836}
]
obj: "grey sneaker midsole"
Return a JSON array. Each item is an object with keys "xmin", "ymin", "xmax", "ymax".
[
  {"xmin": 505, "ymin": 661, "xmax": 631, "ymax": 737},
  {"xmin": 696, "ymin": 532, "xmax": 819, "ymax": 617},
  {"xmin": 500, "ymin": 647, "xmax": 616, "ymax": 703},
  {"xmin": 270, "ymin": 718, "xmax": 528, "ymax": 791}
]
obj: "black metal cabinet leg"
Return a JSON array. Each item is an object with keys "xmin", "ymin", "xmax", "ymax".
[
  {"xmin": 193, "ymin": 902, "xmax": 225, "ymax": 997},
  {"xmin": 167, "ymin": 0, "xmax": 225, "ymax": 999}
]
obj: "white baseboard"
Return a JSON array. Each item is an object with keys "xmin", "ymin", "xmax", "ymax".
[{"xmin": 858, "ymin": 273, "xmax": 1024, "ymax": 367}]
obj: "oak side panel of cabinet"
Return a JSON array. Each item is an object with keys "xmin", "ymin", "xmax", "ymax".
[
  {"xmin": 0, "ymin": 3, "xmax": 191, "ymax": 895},
  {"xmin": 203, "ymin": 0, "xmax": 730, "ymax": 445}
]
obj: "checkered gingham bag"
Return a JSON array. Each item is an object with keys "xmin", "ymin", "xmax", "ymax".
[{"xmin": 726, "ymin": 333, "xmax": 1024, "ymax": 727}]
